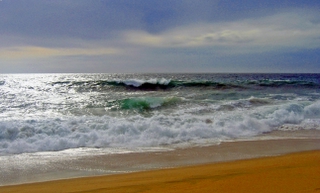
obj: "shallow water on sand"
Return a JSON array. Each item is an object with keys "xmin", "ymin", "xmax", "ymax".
[{"xmin": 1, "ymin": 130, "xmax": 320, "ymax": 186}]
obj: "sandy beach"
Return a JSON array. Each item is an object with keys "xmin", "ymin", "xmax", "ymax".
[
  {"xmin": 1, "ymin": 131, "xmax": 320, "ymax": 193},
  {"xmin": 1, "ymin": 150, "xmax": 319, "ymax": 193}
]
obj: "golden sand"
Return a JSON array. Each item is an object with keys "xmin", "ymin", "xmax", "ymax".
[{"xmin": 1, "ymin": 150, "xmax": 319, "ymax": 193}]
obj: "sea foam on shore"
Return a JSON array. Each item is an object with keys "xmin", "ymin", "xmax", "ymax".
[{"xmin": 1, "ymin": 132, "xmax": 319, "ymax": 186}]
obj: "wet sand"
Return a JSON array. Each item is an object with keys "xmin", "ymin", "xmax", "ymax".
[
  {"xmin": 1, "ymin": 150, "xmax": 319, "ymax": 193},
  {"xmin": 1, "ymin": 130, "xmax": 320, "ymax": 191},
  {"xmin": 1, "ymin": 136, "xmax": 320, "ymax": 186}
]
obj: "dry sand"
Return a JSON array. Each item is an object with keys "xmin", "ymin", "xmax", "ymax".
[{"xmin": 1, "ymin": 150, "xmax": 319, "ymax": 193}]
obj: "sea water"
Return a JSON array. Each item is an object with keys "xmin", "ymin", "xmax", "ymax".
[
  {"xmin": 1, "ymin": 73, "xmax": 320, "ymax": 185},
  {"xmin": 1, "ymin": 73, "xmax": 320, "ymax": 155}
]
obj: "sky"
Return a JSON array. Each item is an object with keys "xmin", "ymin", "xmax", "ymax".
[{"xmin": 0, "ymin": 0, "xmax": 320, "ymax": 73}]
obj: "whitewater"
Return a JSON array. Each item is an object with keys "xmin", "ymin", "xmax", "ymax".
[{"xmin": 1, "ymin": 73, "xmax": 320, "ymax": 155}]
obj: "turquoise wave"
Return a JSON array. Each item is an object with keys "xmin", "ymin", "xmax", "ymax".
[{"xmin": 116, "ymin": 97, "xmax": 182, "ymax": 111}]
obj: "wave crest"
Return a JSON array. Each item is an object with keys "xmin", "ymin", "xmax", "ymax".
[
  {"xmin": 51, "ymin": 77, "xmax": 320, "ymax": 92},
  {"xmin": 116, "ymin": 97, "xmax": 181, "ymax": 111}
]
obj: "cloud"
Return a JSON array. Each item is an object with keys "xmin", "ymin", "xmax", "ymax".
[
  {"xmin": 0, "ymin": 46, "xmax": 120, "ymax": 59},
  {"xmin": 0, "ymin": 1, "xmax": 319, "ymax": 73},
  {"xmin": 0, "ymin": 0, "xmax": 144, "ymax": 40},
  {"xmin": 123, "ymin": 9, "xmax": 320, "ymax": 54}
]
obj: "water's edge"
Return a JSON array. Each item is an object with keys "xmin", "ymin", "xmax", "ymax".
[{"xmin": 1, "ymin": 130, "xmax": 320, "ymax": 186}]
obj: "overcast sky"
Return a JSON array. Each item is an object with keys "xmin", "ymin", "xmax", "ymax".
[{"xmin": 1, "ymin": 0, "xmax": 320, "ymax": 73}]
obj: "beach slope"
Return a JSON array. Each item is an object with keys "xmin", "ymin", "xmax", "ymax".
[{"xmin": 1, "ymin": 150, "xmax": 319, "ymax": 193}]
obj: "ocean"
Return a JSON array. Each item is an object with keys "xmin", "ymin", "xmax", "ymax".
[
  {"xmin": 1, "ymin": 73, "xmax": 320, "ymax": 184},
  {"xmin": 1, "ymin": 73, "xmax": 320, "ymax": 155}
]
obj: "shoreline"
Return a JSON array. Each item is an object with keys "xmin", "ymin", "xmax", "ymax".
[
  {"xmin": 0, "ymin": 133, "xmax": 320, "ymax": 186},
  {"xmin": 1, "ymin": 150, "xmax": 319, "ymax": 193}
]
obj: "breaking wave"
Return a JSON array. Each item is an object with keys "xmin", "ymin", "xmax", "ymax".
[
  {"xmin": 51, "ymin": 78, "xmax": 320, "ymax": 92},
  {"xmin": 1, "ymin": 100, "xmax": 319, "ymax": 155},
  {"xmin": 118, "ymin": 97, "xmax": 181, "ymax": 111}
]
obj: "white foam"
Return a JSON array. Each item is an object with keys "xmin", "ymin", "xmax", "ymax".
[
  {"xmin": 119, "ymin": 78, "xmax": 171, "ymax": 87},
  {"xmin": 1, "ymin": 100, "xmax": 320, "ymax": 155}
]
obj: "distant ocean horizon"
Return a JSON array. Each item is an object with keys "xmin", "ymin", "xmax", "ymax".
[{"xmin": 1, "ymin": 73, "xmax": 320, "ymax": 156}]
